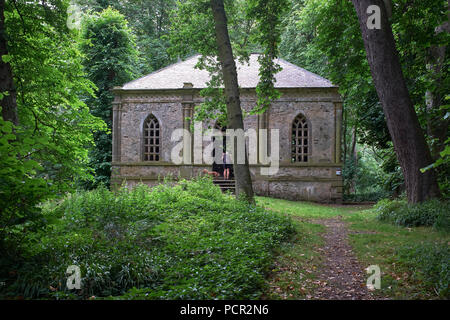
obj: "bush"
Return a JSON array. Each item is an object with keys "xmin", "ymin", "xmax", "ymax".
[
  {"xmin": 0, "ymin": 118, "xmax": 52, "ymax": 254},
  {"xmin": 0, "ymin": 177, "xmax": 295, "ymax": 299},
  {"xmin": 397, "ymin": 242, "xmax": 449, "ymax": 298},
  {"xmin": 375, "ymin": 198, "xmax": 450, "ymax": 232},
  {"xmin": 343, "ymin": 191, "xmax": 390, "ymax": 203}
]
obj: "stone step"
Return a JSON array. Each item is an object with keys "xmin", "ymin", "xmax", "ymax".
[
  {"xmin": 213, "ymin": 179, "xmax": 236, "ymax": 193},
  {"xmin": 213, "ymin": 182, "xmax": 236, "ymax": 186},
  {"xmin": 213, "ymin": 179, "xmax": 236, "ymax": 183}
]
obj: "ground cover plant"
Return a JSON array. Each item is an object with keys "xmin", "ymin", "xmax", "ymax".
[
  {"xmin": 258, "ymin": 197, "xmax": 450, "ymax": 300},
  {"xmin": 375, "ymin": 198, "xmax": 450, "ymax": 232},
  {"xmin": 0, "ymin": 178, "xmax": 294, "ymax": 300}
]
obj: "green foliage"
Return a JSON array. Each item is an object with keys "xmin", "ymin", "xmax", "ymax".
[
  {"xmin": 280, "ymin": 0, "xmax": 390, "ymax": 148},
  {"xmin": 1, "ymin": 178, "xmax": 294, "ymax": 299},
  {"xmin": 377, "ymin": 148, "xmax": 405, "ymax": 195},
  {"xmin": 76, "ymin": 0, "xmax": 177, "ymax": 74},
  {"xmin": 167, "ymin": 0, "xmax": 241, "ymax": 126},
  {"xmin": 80, "ymin": 8, "xmax": 139, "ymax": 188},
  {"xmin": 1, "ymin": 0, "xmax": 106, "ymax": 254},
  {"xmin": 375, "ymin": 198, "xmax": 450, "ymax": 232},
  {"xmin": 396, "ymin": 242, "xmax": 449, "ymax": 298},
  {"xmin": 392, "ymin": 0, "xmax": 450, "ymax": 128},
  {"xmin": 342, "ymin": 146, "xmax": 399, "ymax": 201},
  {"xmin": 5, "ymin": 0, "xmax": 106, "ymax": 191},
  {"xmin": 245, "ymin": 0, "xmax": 288, "ymax": 113},
  {"xmin": 168, "ymin": 0, "xmax": 288, "ymax": 125},
  {"xmin": 280, "ymin": 0, "xmax": 449, "ymax": 197},
  {"xmin": 286, "ymin": 0, "xmax": 448, "ymax": 150},
  {"xmin": 421, "ymin": 97, "xmax": 450, "ymax": 186},
  {"xmin": 0, "ymin": 117, "xmax": 50, "ymax": 254},
  {"xmin": 168, "ymin": 0, "xmax": 217, "ymax": 58},
  {"xmin": 280, "ymin": 0, "xmax": 398, "ymax": 197},
  {"xmin": 423, "ymin": 140, "xmax": 450, "ymax": 171},
  {"xmin": 342, "ymin": 192, "xmax": 390, "ymax": 203}
]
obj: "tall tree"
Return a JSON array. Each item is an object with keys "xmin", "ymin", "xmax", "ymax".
[
  {"xmin": 210, "ymin": 0, "xmax": 254, "ymax": 201},
  {"xmin": 1, "ymin": 0, "xmax": 105, "ymax": 251},
  {"xmin": 5, "ymin": 0, "xmax": 105, "ymax": 189},
  {"xmin": 351, "ymin": 0, "xmax": 440, "ymax": 203},
  {"xmin": 76, "ymin": 0, "xmax": 176, "ymax": 74},
  {"xmin": 0, "ymin": 0, "xmax": 17, "ymax": 125},
  {"xmin": 169, "ymin": 0, "xmax": 288, "ymax": 202},
  {"xmin": 279, "ymin": 0, "xmax": 395, "ymax": 196},
  {"xmin": 81, "ymin": 8, "xmax": 138, "ymax": 188}
]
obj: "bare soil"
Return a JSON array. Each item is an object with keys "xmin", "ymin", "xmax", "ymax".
[{"xmin": 309, "ymin": 217, "xmax": 374, "ymax": 300}]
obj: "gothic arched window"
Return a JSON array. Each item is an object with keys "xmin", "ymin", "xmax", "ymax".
[
  {"xmin": 143, "ymin": 114, "xmax": 160, "ymax": 161},
  {"xmin": 291, "ymin": 113, "xmax": 309, "ymax": 162}
]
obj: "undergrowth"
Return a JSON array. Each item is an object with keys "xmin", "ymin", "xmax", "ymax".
[{"xmin": 0, "ymin": 177, "xmax": 294, "ymax": 300}]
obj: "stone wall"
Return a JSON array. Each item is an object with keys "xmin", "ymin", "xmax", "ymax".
[{"xmin": 111, "ymin": 87, "xmax": 343, "ymax": 203}]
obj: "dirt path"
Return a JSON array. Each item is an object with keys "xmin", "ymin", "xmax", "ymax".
[{"xmin": 309, "ymin": 217, "xmax": 374, "ymax": 300}]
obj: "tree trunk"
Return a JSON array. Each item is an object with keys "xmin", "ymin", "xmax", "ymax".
[
  {"xmin": 351, "ymin": 0, "xmax": 440, "ymax": 203},
  {"xmin": 0, "ymin": 0, "xmax": 18, "ymax": 125},
  {"xmin": 210, "ymin": 0, "xmax": 255, "ymax": 203}
]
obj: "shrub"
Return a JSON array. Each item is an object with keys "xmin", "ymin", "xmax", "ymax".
[
  {"xmin": 375, "ymin": 198, "xmax": 450, "ymax": 232},
  {"xmin": 0, "ymin": 118, "xmax": 52, "ymax": 254},
  {"xmin": 0, "ymin": 177, "xmax": 295, "ymax": 299},
  {"xmin": 343, "ymin": 191, "xmax": 390, "ymax": 203},
  {"xmin": 397, "ymin": 242, "xmax": 449, "ymax": 299}
]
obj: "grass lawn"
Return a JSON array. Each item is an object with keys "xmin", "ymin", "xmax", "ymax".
[
  {"xmin": 261, "ymin": 218, "xmax": 325, "ymax": 299},
  {"xmin": 257, "ymin": 197, "xmax": 450, "ymax": 300}
]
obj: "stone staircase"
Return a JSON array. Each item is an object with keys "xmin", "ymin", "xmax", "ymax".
[{"xmin": 213, "ymin": 178, "xmax": 236, "ymax": 193}]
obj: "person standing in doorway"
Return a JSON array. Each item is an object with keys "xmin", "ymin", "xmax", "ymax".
[{"xmin": 222, "ymin": 151, "xmax": 231, "ymax": 180}]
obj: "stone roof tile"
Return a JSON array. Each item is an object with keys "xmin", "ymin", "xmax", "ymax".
[{"xmin": 122, "ymin": 54, "xmax": 336, "ymax": 90}]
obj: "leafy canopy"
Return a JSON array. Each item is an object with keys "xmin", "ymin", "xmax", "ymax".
[
  {"xmin": 1, "ymin": 0, "xmax": 105, "ymax": 250},
  {"xmin": 80, "ymin": 7, "xmax": 139, "ymax": 188},
  {"xmin": 168, "ymin": 0, "xmax": 289, "ymax": 125}
]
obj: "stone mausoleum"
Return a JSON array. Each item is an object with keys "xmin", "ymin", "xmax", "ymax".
[{"xmin": 111, "ymin": 54, "xmax": 343, "ymax": 202}]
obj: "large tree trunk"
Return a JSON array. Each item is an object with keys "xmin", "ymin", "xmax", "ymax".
[
  {"xmin": 210, "ymin": 0, "xmax": 255, "ymax": 203},
  {"xmin": 0, "ymin": 0, "xmax": 18, "ymax": 125},
  {"xmin": 352, "ymin": 0, "xmax": 440, "ymax": 203}
]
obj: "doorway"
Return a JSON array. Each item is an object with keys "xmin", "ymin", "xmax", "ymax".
[{"xmin": 212, "ymin": 123, "xmax": 234, "ymax": 179}]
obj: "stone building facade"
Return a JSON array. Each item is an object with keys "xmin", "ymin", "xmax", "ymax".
[{"xmin": 111, "ymin": 54, "xmax": 343, "ymax": 202}]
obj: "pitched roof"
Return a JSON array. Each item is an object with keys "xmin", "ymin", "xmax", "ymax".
[{"xmin": 121, "ymin": 54, "xmax": 335, "ymax": 90}]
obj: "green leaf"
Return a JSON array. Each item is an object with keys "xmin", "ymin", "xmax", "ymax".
[{"xmin": 2, "ymin": 54, "xmax": 12, "ymax": 63}]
